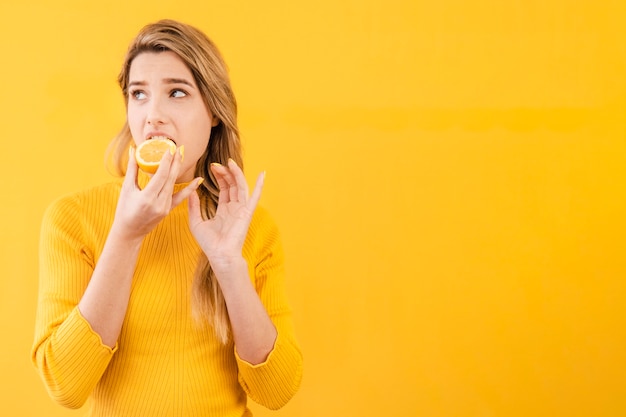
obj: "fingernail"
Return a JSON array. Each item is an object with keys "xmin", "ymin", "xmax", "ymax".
[
  {"xmin": 228, "ymin": 158, "xmax": 237, "ymax": 166},
  {"xmin": 128, "ymin": 146, "xmax": 134, "ymax": 158},
  {"xmin": 197, "ymin": 177, "xmax": 204, "ymax": 186},
  {"xmin": 211, "ymin": 162, "xmax": 222, "ymax": 167},
  {"xmin": 179, "ymin": 145, "xmax": 185, "ymax": 161},
  {"xmin": 169, "ymin": 146, "xmax": 176, "ymax": 156}
]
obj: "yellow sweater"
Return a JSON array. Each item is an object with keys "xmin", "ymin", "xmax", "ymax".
[{"xmin": 32, "ymin": 175, "xmax": 303, "ymax": 416}]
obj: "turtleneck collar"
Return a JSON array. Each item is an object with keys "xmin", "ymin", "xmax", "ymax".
[{"xmin": 137, "ymin": 170, "xmax": 195, "ymax": 192}]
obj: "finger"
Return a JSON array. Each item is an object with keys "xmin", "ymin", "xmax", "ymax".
[
  {"xmin": 210, "ymin": 163, "xmax": 232, "ymax": 204},
  {"xmin": 143, "ymin": 147, "xmax": 176, "ymax": 194},
  {"xmin": 220, "ymin": 159, "xmax": 239, "ymax": 202},
  {"xmin": 160, "ymin": 147, "xmax": 183, "ymax": 197},
  {"xmin": 123, "ymin": 146, "xmax": 139, "ymax": 190},
  {"xmin": 247, "ymin": 171, "xmax": 265, "ymax": 212},
  {"xmin": 228, "ymin": 158, "xmax": 249, "ymax": 203},
  {"xmin": 172, "ymin": 177, "xmax": 203, "ymax": 208}
]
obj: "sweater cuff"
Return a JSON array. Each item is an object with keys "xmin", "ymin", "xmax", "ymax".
[
  {"xmin": 70, "ymin": 307, "xmax": 119, "ymax": 353},
  {"xmin": 235, "ymin": 331, "xmax": 303, "ymax": 409},
  {"xmin": 40, "ymin": 308, "xmax": 117, "ymax": 408}
]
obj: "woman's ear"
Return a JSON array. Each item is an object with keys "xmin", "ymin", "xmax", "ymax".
[{"xmin": 210, "ymin": 111, "xmax": 220, "ymax": 127}]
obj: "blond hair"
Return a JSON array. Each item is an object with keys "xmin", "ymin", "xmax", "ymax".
[{"xmin": 107, "ymin": 19, "xmax": 241, "ymax": 343}]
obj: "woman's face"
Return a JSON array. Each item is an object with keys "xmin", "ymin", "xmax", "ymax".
[{"xmin": 127, "ymin": 50, "xmax": 218, "ymax": 182}]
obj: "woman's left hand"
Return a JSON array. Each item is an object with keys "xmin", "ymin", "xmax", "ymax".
[{"xmin": 188, "ymin": 159, "xmax": 264, "ymax": 275}]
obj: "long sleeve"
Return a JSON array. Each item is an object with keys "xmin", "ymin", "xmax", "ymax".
[
  {"xmin": 31, "ymin": 194, "xmax": 116, "ymax": 408},
  {"xmin": 237, "ymin": 207, "xmax": 304, "ymax": 409}
]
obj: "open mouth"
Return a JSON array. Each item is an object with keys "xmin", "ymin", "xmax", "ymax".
[{"xmin": 149, "ymin": 135, "xmax": 176, "ymax": 145}]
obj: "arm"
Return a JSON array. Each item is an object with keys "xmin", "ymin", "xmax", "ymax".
[
  {"xmin": 188, "ymin": 160, "xmax": 303, "ymax": 408},
  {"xmin": 236, "ymin": 209, "xmax": 303, "ymax": 409},
  {"xmin": 32, "ymin": 148, "xmax": 201, "ymax": 407},
  {"xmin": 77, "ymin": 148, "xmax": 197, "ymax": 347},
  {"xmin": 32, "ymin": 194, "xmax": 116, "ymax": 409},
  {"xmin": 188, "ymin": 159, "xmax": 276, "ymax": 363},
  {"xmin": 213, "ymin": 258, "xmax": 279, "ymax": 363}
]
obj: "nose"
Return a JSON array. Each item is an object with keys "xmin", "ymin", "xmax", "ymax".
[{"xmin": 146, "ymin": 96, "xmax": 167, "ymax": 126}]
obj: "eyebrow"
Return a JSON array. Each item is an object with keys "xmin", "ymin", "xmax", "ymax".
[{"xmin": 128, "ymin": 78, "xmax": 195, "ymax": 88}]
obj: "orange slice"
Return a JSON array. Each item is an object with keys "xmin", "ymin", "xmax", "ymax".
[{"xmin": 135, "ymin": 138, "xmax": 177, "ymax": 173}]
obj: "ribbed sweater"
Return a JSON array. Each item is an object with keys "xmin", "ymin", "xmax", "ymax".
[{"xmin": 32, "ymin": 174, "xmax": 303, "ymax": 416}]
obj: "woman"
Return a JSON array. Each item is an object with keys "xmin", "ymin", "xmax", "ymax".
[{"xmin": 32, "ymin": 19, "xmax": 302, "ymax": 416}]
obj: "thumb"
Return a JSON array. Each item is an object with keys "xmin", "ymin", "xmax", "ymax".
[
  {"xmin": 187, "ymin": 186, "xmax": 203, "ymax": 228},
  {"xmin": 172, "ymin": 177, "xmax": 203, "ymax": 209}
]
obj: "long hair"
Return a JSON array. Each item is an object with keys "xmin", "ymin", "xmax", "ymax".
[{"xmin": 107, "ymin": 19, "xmax": 241, "ymax": 343}]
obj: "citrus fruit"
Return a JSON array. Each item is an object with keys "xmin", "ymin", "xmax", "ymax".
[{"xmin": 135, "ymin": 138, "xmax": 177, "ymax": 173}]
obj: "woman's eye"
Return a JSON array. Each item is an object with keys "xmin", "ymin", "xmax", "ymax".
[
  {"xmin": 171, "ymin": 89, "xmax": 187, "ymax": 98},
  {"xmin": 131, "ymin": 90, "xmax": 146, "ymax": 100}
]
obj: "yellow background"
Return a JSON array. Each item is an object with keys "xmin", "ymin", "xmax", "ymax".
[{"xmin": 2, "ymin": 1, "xmax": 625, "ymax": 416}]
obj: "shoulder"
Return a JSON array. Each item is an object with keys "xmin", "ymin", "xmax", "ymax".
[
  {"xmin": 43, "ymin": 181, "xmax": 122, "ymax": 223},
  {"xmin": 248, "ymin": 205, "xmax": 281, "ymax": 242},
  {"xmin": 244, "ymin": 205, "xmax": 284, "ymax": 261}
]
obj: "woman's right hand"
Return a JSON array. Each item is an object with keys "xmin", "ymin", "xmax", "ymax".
[
  {"xmin": 111, "ymin": 146, "xmax": 202, "ymax": 241},
  {"xmin": 77, "ymin": 146, "xmax": 203, "ymax": 348}
]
